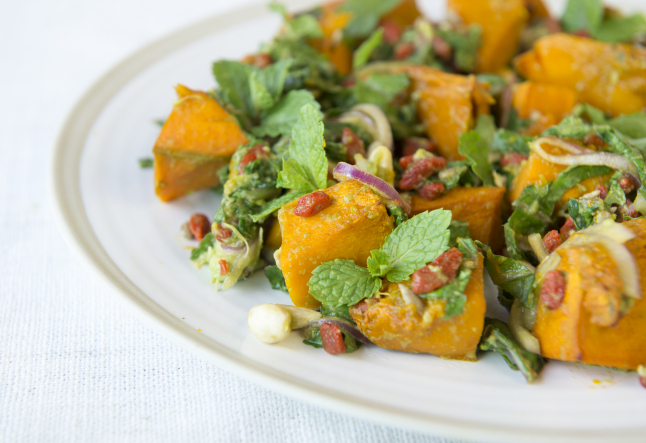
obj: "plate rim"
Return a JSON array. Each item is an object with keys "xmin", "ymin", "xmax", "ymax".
[{"xmin": 49, "ymin": 2, "xmax": 645, "ymax": 442}]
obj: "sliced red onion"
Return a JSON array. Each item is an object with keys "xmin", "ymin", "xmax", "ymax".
[
  {"xmin": 309, "ymin": 317, "xmax": 372, "ymax": 344},
  {"xmin": 529, "ymin": 137, "xmax": 640, "ymax": 180},
  {"xmin": 220, "ymin": 243, "xmax": 246, "ymax": 253},
  {"xmin": 333, "ymin": 162, "xmax": 411, "ymax": 214}
]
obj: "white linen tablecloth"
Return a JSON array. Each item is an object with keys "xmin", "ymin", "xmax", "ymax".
[{"xmin": 1, "ymin": 1, "xmax": 471, "ymax": 441}]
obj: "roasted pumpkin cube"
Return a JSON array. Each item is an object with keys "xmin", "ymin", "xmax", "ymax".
[
  {"xmin": 524, "ymin": 0, "xmax": 550, "ymax": 20},
  {"xmin": 406, "ymin": 66, "xmax": 493, "ymax": 161},
  {"xmin": 278, "ymin": 180, "xmax": 394, "ymax": 308},
  {"xmin": 381, "ymin": 0, "xmax": 422, "ymax": 29},
  {"xmin": 153, "ymin": 85, "xmax": 248, "ymax": 201},
  {"xmin": 512, "ymin": 81, "xmax": 578, "ymax": 136},
  {"xmin": 448, "ymin": 0, "xmax": 529, "ymax": 73},
  {"xmin": 515, "ymin": 34, "xmax": 646, "ymax": 117},
  {"xmin": 350, "ymin": 254, "xmax": 485, "ymax": 359},
  {"xmin": 310, "ymin": 2, "xmax": 353, "ymax": 75},
  {"xmin": 411, "ymin": 186, "xmax": 505, "ymax": 251},
  {"xmin": 533, "ymin": 218, "xmax": 646, "ymax": 370}
]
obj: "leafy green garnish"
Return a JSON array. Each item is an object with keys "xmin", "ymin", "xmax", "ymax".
[
  {"xmin": 353, "ymin": 28, "xmax": 384, "ymax": 69},
  {"xmin": 508, "ymin": 165, "xmax": 612, "ymax": 235},
  {"xmin": 320, "ymin": 305, "xmax": 354, "ymax": 322},
  {"xmin": 421, "ymin": 268, "xmax": 470, "ymax": 319},
  {"xmin": 138, "ymin": 157, "xmax": 154, "ymax": 168},
  {"xmin": 265, "ymin": 265, "xmax": 288, "ymax": 292},
  {"xmin": 436, "ymin": 25, "xmax": 482, "ymax": 73},
  {"xmin": 340, "ymin": 0, "xmax": 403, "ymax": 39},
  {"xmin": 479, "ymin": 318, "xmax": 546, "ymax": 383},
  {"xmin": 249, "ymin": 190, "xmax": 308, "ymax": 223},
  {"xmin": 605, "ymin": 179, "xmax": 627, "ymax": 207},
  {"xmin": 595, "ymin": 14, "xmax": 646, "ymax": 43},
  {"xmin": 277, "ymin": 104, "xmax": 328, "ymax": 193},
  {"xmin": 567, "ymin": 196, "xmax": 604, "ymax": 230},
  {"xmin": 458, "ymin": 115, "xmax": 496, "ymax": 187},
  {"xmin": 491, "ymin": 130, "xmax": 531, "ymax": 156},
  {"xmin": 448, "ymin": 220, "xmax": 470, "ymax": 247},
  {"xmin": 270, "ymin": 4, "xmax": 324, "ymax": 39},
  {"xmin": 308, "ymin": 259, "xmax": 382, "ymax": 308},
  {"xmin": 477, "ymin": 241, "xmax": 535, "ymax": 308},
  {"xmin": 190, "ymin": 233, "xmax": 215, "ymax": 262},
  {"xmin": 503, "ymin": 223, "xmax": 526, "ymax": 262},
  {"xmin": 253, "ymin": 90, "xmax": 321, "ymax": 138},
  {"xmin": 561, "ymin": 0, "xmax": 603, "ymax": 35},
  {"xmin": 377, "ymin": 209, "xmax": 452, "ymax": 282}
]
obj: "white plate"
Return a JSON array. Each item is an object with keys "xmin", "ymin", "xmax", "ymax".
[{"xmin": 51, "ymin": 1, "xmax": 646, "ymax": 441}]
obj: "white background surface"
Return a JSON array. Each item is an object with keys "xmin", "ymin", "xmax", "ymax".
[{"xmin": 0, "ymin": 0, "xmax": 468, "ymax": 442}]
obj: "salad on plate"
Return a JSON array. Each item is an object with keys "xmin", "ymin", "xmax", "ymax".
[{"xmin": 145, "ymin": 0, "xmax": 646, "ymax": 386}]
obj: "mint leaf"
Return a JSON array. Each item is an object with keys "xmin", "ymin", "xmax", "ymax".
[
  {"xmin": 366, "ymin": 249, "xmax": 392, "ymax": 277},
  {"xmin": 448, "ymin": 220, "xmax": 470, "ymax": 247},
  {"xmin": 254, "ymin": 90, "xmax": 320, "ymax": 138},
  {"xmin": 190, "ymin": 233, "xmax": 215, "ymax": 262},
  {"xmin": 477, "ymin": 241, "xmax": 535, "ymax": 308},
  {"xmin": 341, "ymin": 0, "xmax": 403, "ymax": 39},
  {"xmin": 249, "ymin": 71, "xmax": 276, "ymax": 112},
  {"xmin": 289, "ymin": 14, "xmax": 324, "ymax": 39},
  {"xmin": 561, "ymin": 0, "xmax": 603, "ymax": 34},
  {"xmin": 458, "ymin": 115, "xmax": 496, "ymax": 187},
  {"xmin": 255, "ymin": 59, "xmax": 291, "ymax": 103},
  {"xmin": 595, "ymin": 14, "xmax": 646, "ymax": 43},
  {"xmin": 353, "ymin": 73, "xmax": 410, "ymax": 109},
  {"xmin": 212, "ymin": 60, "xmax": 252, "ymax": 115},
  {"xmin": 381, "ymin": 209, "xmax": 452, "ymax": 282},
  {"xmin": 265, "ymin": 266, "xmax": 288, "ymax": 292},
  {"xmin": 277, "ymin": 104, "xmax": 328, "ymax": 192},
  {"xmin": 353, "ymin": 28, "xmax": 384, "ymax": 69},
  {"xmin": 609, "ymin": 112, "xmax": 646, "ymax": 139},
  {"xmin": 605, "ymin": 179, "xmax": 626, "ymax": 207},
  {"xmin": 249, "ymin": 190, "xmax": 308, "ymax": 223},
  {"xmin": 308, "ymin": 259, "xmax": 381, "ymax": 307},
  {"xmin": 568, "ymin": 196, "xmax": 604, "ymax": 230}
]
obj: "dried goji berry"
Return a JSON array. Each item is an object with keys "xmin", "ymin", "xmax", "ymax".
[
  {"xmin": 500, "ymin": 152, "xmax": 528, "ymax": 167},
  {"xmin": 619, "ymin": 201, "xmax": 639, "ymax": 220},
  {"xmin": 411, "ymin": 248, "xmax": 463, "ymax": 294},
  {"xmin": 294, "ymin": 191, "xmax": 331, "ymax": 217},
  {"xmin": 640, "ymin": 375, "xmax": 646, "ymax": 389},
  {"xmin": 342, "ymin": 78, "xmax": 356, "ymax": 88},
  {"xmin": 540, "ymin": 270, "xmax": 566, "ymax": 310},
  {"xmin": 418, "ymin": 182, "xmax": 445, "ymax": 201},
  {"xmin": 253, "ymin": 53, "xmax": 273, "ymax": 68},
  {"xmin": 320, "ymin": 322, "xmax": 346, "ymax": 355},
  {"xmin": 560, "ymin": 217, "xmax": 576, "ymax": 240},
  {"xmin": 219, "ymin": 259, "xmax": 229, "ymax": 275},
  {"xmin": 380, "ymin": 18, "xmax": 401, "ymax": 44},
  {"xmin": 239, "ymin": 144, "xmax": 267, "ymax": 173},
  {"xmin": 189, "ymin": 213, "xmax": 211, "ymax": 241},
  {"xmin": 402, "ymin": 137, "xmax": 437, "ymax": 156},
  {"xmin": 399, "ymin": 157, "xmax": 447, "ymax": 190},
  {"xmin": 543, "ymin": 17, "xmax": 563, "ymax": 33},
  {"xmin": 618, "ymin": 176, "xmax": 636, "ymax": 193},
  {"xmin": 595, "ymin": 183, "xmax": 608, "ymax": 199},
  {"xmin": 542, "ymin": 230, "xmax": 562, "ymax": 254},
  {"xmin": 432, "ymin": 35, "xmax": 452, "ymax": 60},
  {"xmin": 573, "ymin": 29, "xmax": 591, "ymax": 38},
  {"xmin": 399, "ymin": 155, "xmax": 415, "ymax": 169},
  {"xmin": 214, "ymin": 224, "xmax": 233, "ymax": 242},
  {"xmin": 394, "ymin": 42, "xmax": 415, "ymax": 60},
  {"xmin": 342, "ymin": 127, "xmax": 366, "ymax": 163},
  {"xmin": 583, "ymin": 133, "xmax": 605, "ymax": 147}
]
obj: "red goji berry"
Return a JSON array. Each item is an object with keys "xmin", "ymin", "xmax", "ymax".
[
  {"xmin": 418, "ymin": 182, "xmax": 445, "ymax": 201},
  {"xmin": 188, "ymin": 213, "xmax": 211, "ymax": 241},
  {"xmin": 380, "ymin": 18, "xmax": 401, "ymax": 44},
  {"xmin": 399, "ymin": 155, "xmax": 415, "ymax": 169},
  {"xmin": 253, "ymin": 53, "xmax": 273, "ymax": 68},
  {"xmin": 595, "ymin": 183, "xmax": 608, "ymax": 199},
  {"xmin": 500, "ymin": 152, "xmax": 528, "ymax": 167},
  {"xmin": 320, "ymin": 322, "xmax": 346, "ymax": 355},
  {"xmin": 342, "ymin": 127, "xmax": 366, "ymax": 164},
  {"xmin": 399, "ymin": 157, "xmax": 447, "ymax": 190},
  {"xmin": 540, "ymin": 270, "xmax": 566, "ymax": 310},
  {"xmin": 214, "ymin": 224, "xmax": 233, "ymax": 242},
  {"xmin": 402, "ymin": 137, "xmax": 437, "ymax": 156},
  {"xmin": 573, "ymin": 29, "xmax": 591, "ymax": 38},
  {"xmin": 582, "ymin": 133, "xmax": 605, "ymax": 147},
  {"xmin": 219, "ymin": 259, "xmax": 229, "ymax": 275},
  {"xmin": 394, "ymin": 42, "xmax": 415, "ymax": 60},
  {"xmin": 560, "ymin": 217, "xmax": 576, "ymax": 240},
  {"xmin": 542, "ymin": 230, "xmax": 562, "ymax": 254},
  {"xmin": 411, "ymin": 248, "xmax": 463, "ymax": 294},
  {"xmin": 239, "ymin": 144, "xmax": 267, "ymax": 173},
  {"xmin": 342, "ymin": 78, "xmax": 356, "ymax": 88},
  {"xmin": 294, "ymin": 191, "xmax": 331, "ymax": 217},
  {"xmin": 432, "ymin": 35, "xmax": 452, "ymax": 60},
  {"xmin": 618, "ymin": 176, "xmax": 636, "ymax": 194},
  {"xmin": 619, "ymin": 201, "xmax": 639, "ymax": 220},
  {"xmin": 640, "ymin": 372, "xmax": 646, "ymax": 389}
]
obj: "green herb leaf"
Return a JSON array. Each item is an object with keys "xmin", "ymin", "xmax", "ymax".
[
  {"xmin": 561, "ymin": 0, "xmax": 603, "ymax": 34},
  {"xmin": 380, "ymin": 209, "xmax": 452, "ymax": 282},
  {"xmin": 276, "ymin": 104, "xmax": 328, "ymax": 192},
  {"xmin": 479, "ymin": 318, "xmax": 546, "ymax": 383},
  {"xmin": 503, "ymin": 223, "xmax": 526, "ymax": 262},
  {"xmin": 594, "ymin": 14, "xmax": 646, "ymax": 43},
  {"xmin": 265, "ymin": 266, "xmax": 288, "ymax": 292},
  {"xmin": 420, "ymin": 268, "xmax": 471, "ymax": 319},
  {"xmin": 436, "ymin": 25, "xmax": 482, "ymax": 73},
  {"xmin": 212, "ymin": 61, "xmax": 253, "ymax": 116},
  {"xmin": 308, "ymin": 259, "xmax": 381, "ymax": 307},
  {"xmin": 320, "ymin": 305, "xmax": 354, "ymax": 322},
  {"xmin": 366, "ymin": 249, "xmax": 392, "ymax": 277},
  {"xmin": 605, "ymin": 179, "xmax": 627, "ymax": 207},
  {"xmin": 288, "ymin": 14, "xmax": 324, "ymax": 39},
  {"xmin": 254, "ymin": 90, "xmax": 321, "ymax": 138},
  {"xmin": 491, "ymin": 130, "xmax": 531, "ymax": 156},
  {"xmin": 190, "ymin": 233, "xmax": 215, "ymax": 262},
  {"xmin": 353, "ymin": 28, "xmax": 384, "ymax": 69},
  {"xmin": 353, "ymin": 73, "xmax": 410, "ymax": 109},
  {"xmin": 249, "ymin": 190, "xmax": 308, "ymax": 223},
  {"xmin": 138, "ymin": 157, "xmax": 154, "ymax": 168},
  {"xmin": 458, "ymin": 115, "xmax": 496, "ymax": 187},
  {"xmin": 609, "ymin": 112, "xmax": 646, "ymax": 139},
  {"xmin": 448, "ymin": 220, "xmax": 470, "ymax": 248},
  {"xmin": 477, "ymin": 241, "xmax": 535, "ymax": 308},
  {"xmin": 568, "ymin": 196, "xmax": 604, "ymax": 230},
  {"xmin": 340, "ymin": 0, "xmax": 403, "ymax": 39}
]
